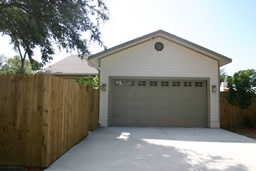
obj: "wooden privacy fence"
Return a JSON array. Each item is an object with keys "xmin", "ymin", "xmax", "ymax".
[
  {"xmin": 0, "ymin": 75, "xmax": 99, "ymax": 168},
  {"xmin": 220, "ymin": 92, "xmax": 256, "ymax": 128}
]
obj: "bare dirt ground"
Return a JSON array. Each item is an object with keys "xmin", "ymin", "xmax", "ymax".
[{"xmin": 226, "ymin": 127, "xmax": 256, "ymax": 140}]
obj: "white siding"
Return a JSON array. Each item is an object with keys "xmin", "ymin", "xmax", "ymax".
[{"xmin": 99, "ymin": 38, "xmax": 219, "ymax": 128}]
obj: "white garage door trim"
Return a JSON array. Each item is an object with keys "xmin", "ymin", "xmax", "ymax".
[{"xmin": 108, "ymin": 76, "xmax": 210, "ymax": 127}]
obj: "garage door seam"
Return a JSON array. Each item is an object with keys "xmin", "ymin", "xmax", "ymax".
[{"xmin": 159, "ymin": 128, "xmax": 201, "ymax": 171}]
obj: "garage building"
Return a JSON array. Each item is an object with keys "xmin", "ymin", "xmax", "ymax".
[{"xmin": 88, "ymin": 30, "xmax": 232, "ymax": 128}]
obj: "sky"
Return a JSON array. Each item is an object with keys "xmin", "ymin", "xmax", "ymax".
[{"xmin": 0, "ymin": 0, "xmax": 256, "ymax": 76}]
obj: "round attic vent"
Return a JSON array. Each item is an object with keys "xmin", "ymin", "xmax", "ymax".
[{"xmin": 155, "ymin": 42, "xmax": 164, "ymax": 51}]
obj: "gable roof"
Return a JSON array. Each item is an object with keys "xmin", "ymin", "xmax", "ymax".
[
  {"xmin": 41, "ymin": 54, "xmax": 98, "ymax": 75},
  {"xmin": 88, "ymin": 30, "xmax": 232, "ymax": 67}
]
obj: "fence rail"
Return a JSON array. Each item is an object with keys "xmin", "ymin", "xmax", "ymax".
[
  {"xmin": 0, "ymin": 75, "xmax": 99, "ymax": 168},
  {"xmin": 220, "ymin": 92, "xmax": 256, "ymax": 128}
]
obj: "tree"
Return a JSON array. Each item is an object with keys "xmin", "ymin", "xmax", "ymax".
[
  {"xmin": 0, "ymin": 55, "xmax": 41, "ymax": 74},
  {"xmin": 220, "ymin": 68, "xmax": 227, "ymax": 83},
  {"xmin": 76, "ymin": 75, "xmax": 100, "ymax": 91},
  {"xmin": 238, "ymin": 69, "xmax": 256, "ymax": 87},
  {"xmin": 226, "ymin": 70, "xmax": 255, "ymax": 125},
  {"xmin": 0, "ymin": 54, "xmax": 6, "ymax": 68},
  {"xmin": 0, "ymin": 0, "xmax": 109, "ymax": 74}
]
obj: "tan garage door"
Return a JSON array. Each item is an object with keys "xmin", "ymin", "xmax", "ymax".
[{"xmin": 110, "ymin": 79, "xmax": 207, "ymax": 127}]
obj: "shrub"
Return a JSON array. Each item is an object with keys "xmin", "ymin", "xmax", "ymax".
[
  {"xmin": 242, "ymin": 116, "xmax": 255, "ymax": 128},
  {"xmin": 76, "ymin": 75, "xmax": 100, "ymax": 90}
]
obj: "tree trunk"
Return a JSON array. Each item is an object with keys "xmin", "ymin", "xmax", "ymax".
[
  {"xmin": 16, "ymin": 43, "xmax": 26, "ymax": 74},
  {"xmin": 20, "ymin": 58, "xmax": 25, "ymax": 74}
]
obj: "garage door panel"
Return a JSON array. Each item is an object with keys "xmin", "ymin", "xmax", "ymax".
[
  {"xmin": 113, "ymin": 109, "xmax": 125, "ymax": 117},
  {"xmin": 135, "ymin": 114, "xmax": 147, "ymax": 119},
  {"xmin": 158, "ymin": 100, "xmax": 170, "ymax": 108},
  {"xmin": 114, "ymin": 99, "xmax": 124, "ymax": 106},
  {"xmin": 184, "ymin": 120, "xmax": 205, "ymax": 127},
  {"xmin": 147, "ymin": 90, "xmax": 158, "ymax": 98},
  {"xmin": 189, "ymin": 104, "xmax": 206, "ymax": 110},
  {"xmin": 169, "ymin": 119, "xmax": 187, "ymax": 127},
  {"xmin": 169, "ymin": 109, "xmax": 181, "ymax": 116},
  {"xmin": 134, "ymin": 119, "xmax": 146, "ymax": 125},
  {"xmin": 111, "ymin": 79, "xmax": 207, "ymax": 127},
  {"xmin": 186, "ymin": 98, "xmax": 201, "ymax": 104},
  {"xmin": 126, "ymin": 99, "xmax": 135, "ymax": 106},
  {"xmin": 147, "ymin": 99, "xmax": 158, "ymax": 108},
  {"xmin": 126, "ymin": 109, "xmax": 135, "ymax": 116},
  {"xmin": 112, "ymin": 118, "xmax": 126, "ymax": 126},
  {"xmin": 147, "ymin": 109, "xmax": 157, "ymax": 117},
  {"xmin": 136, "ymin": 100, "xmax": 147, "ymax": 106},
  {"xmin": 159, "ymin": 91, "xmax": 170, "ymax": 98},
  {"xmin": 179, "ymin": 91, "xmax": 189, "ymax": 97},
  {"xmin": 169, "ymin": 102, "xmax": 183, "ymax": 109},
  {"xmin": 126, "ymin": 118, "xmax": 135, "ymax": 125},
  {"xmin": 136, "ymin": 108, "xmax": 147, "ymax": 116},
  {"xmin": 147, "ymin": 119, "xmax": 169, "ymax": 126},
  {"xmin": 137, "ymin": 90, "xmax": 147, "ymax": 98},
  {"xmin": 114, "ymin": 89, "xmax": 125, "ymax": 97},
  {"xmin": 158, "ymin": 109, "xmax": 169, "ymax": 116},
  {"xmin": 148, "ymin": 112, "xmax": 169, "ymax": 119},
  {"xmin": 126, "ymin": 89, "xmax": 136, "ymax": 97},
  {"xmin": 169, "ymin": 91, "xmax": 180, "ymax": 98},
  {"xmin": 170, "ymin": 118, "xmax": 198, "ymax": 126}
]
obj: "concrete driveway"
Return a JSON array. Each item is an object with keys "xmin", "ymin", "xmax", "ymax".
[{"xmin": 45, "ymin": 127, "xmax": 256, "ymax": 171}]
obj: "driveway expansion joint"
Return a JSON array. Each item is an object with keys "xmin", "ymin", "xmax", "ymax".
[{"xmin": 159, "ymin": 127, "xmax": 201, "ymax": 171}]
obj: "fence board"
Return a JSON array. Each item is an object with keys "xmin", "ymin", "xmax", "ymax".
[
  {"xmin": 0, "ymin": 75, "xmax": 99, "ymax": 168},
  {"xmin": 16, "ymin": 75, "xmax": 27, "ymax": 166},
  {"xmin": 0, "ymin": 76, "xmax": 4, "ymax": 163},
  {"xmin": 220, "ymin": 92, "xmax": 256, "ymax": 128},
  {"xmin": 36, "ymin": 75, "xmax": 44, "ymax": 166},
  {"xmin": 32, "ymin": 75, "xmax": 40, "ymax": 166},
  {"xmin": 2, "ymin": 76, "xmax": 8, "ymax": 164},
  {"xmin": 89, "ymin": 89, "xmax": 99, "ymax": 131}
]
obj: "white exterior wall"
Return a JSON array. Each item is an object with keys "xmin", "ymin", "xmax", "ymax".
[{"xmin": 99, "ymin": 38, "xmax": 219, "ymax": 128}]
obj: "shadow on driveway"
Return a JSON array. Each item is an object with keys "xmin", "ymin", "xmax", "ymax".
[{"xmin": 45, "ymin": 127, "xmax": 256, "ymax": 171}]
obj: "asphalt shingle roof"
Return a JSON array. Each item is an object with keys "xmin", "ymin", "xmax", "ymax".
[{"xmin": 41, "ymin": 54, "xmax": 98, "ymax": 75}]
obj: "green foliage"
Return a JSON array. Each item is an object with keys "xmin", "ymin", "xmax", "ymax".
[
  {"xmin": 0, "ymin": 55, "xmax": 42, "ymax": 74},
  {"xmin": 0, "ymin": 0, "xmax": 109, "ymax": 74},
  {"xmin": 220, "ymin": 68, "xmax": 227, "ymax": 82},
  {"xmin": 76, "ymin": 75, "xmax": 100, "ymax": 90},
  {"xmin": 234, "ymin": 69, "xmax": 256, "ymax": 87},
  {"xmin": 226, "ymin": 70, "xmax": 255, "ymax": 110},
  {"xmin": 242, "ymin": 116, "xmax": 256, "ymax": 128},
  {"xmin": 240, "ymin": 69, "xmax": 256, "ymax": 87}
]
